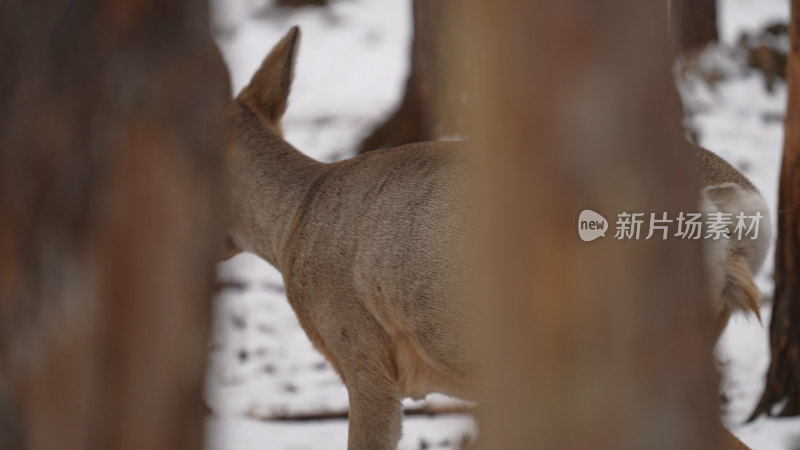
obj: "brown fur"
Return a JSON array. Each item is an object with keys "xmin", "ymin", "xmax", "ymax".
[
  {"xmin": 222, "ymin": 28, "xmax": 767, "ymax": 449},
  {"xmin": 694, "ymin": 147, "xmax": 770, "ymax": 338},
  {"xmin": 223, "ymin": 28, "xmax": 471, "ymax": 449},
  {"xmin": 694, "ymin": 143, "xmax": 755, "ymax": 190},
  {"xmin": 715, "ymin": 253, "xmax": 763, "ymax": 341}
]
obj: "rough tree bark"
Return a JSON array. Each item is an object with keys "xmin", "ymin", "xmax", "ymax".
[
  {"xmin": 749, "ymin": 0, "xmax": 800, "ymax": 420},
  {"xmin": 454, "ymin": 0, "xmax": 726, "ymax": 448},
  {"xmin": 0, "ymin": 2, "xmax": 229, "ymax": 450},
  {"xmin": 358, "ymin": 0, "xmax": 462, "ymax": 153},
  {"xmin": 673, "ymin": 0, "xmax": 719, "ymax": 52}
]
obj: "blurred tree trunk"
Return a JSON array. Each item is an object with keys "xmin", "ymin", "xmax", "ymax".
[
  {"xmin": 673, "ymin": 0, "xmax": 719, "ymax": 52},
  {"xmin": 0, "ymin": 2, "xmax": 229, "ymax": 450},
  {"xmin": 359, "ymin": 0, "xmax": 463, "ymax": 153},
  {"xmin": 455, "ymin": 0, "xmax": 725, "ymax": 448},
  {"xmin": 750, "ymin": 0, "xmax": 800, "ymax": 421}
]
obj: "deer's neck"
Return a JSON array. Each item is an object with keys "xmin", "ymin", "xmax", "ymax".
[{"xmin": 228, "ymin": 111, "xmax": 325, "ymax": 269}]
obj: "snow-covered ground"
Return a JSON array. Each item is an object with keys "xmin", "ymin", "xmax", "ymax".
[{"xmin": 206, "ymin": 0, "xmax": 799, "ymax": 448}]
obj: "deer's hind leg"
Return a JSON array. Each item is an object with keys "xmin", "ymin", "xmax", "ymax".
[
  {"xmin": 322, "ymin": 305, "xmax": 403, "ymax": 450},
  {"xmin": 345, "ymin": 367, "xmax": 402, "ymax": 450}
]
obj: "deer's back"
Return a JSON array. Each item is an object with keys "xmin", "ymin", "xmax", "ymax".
[{"xmin": 281, "ymin": 141, "xmax": 474, "ymax": 398}]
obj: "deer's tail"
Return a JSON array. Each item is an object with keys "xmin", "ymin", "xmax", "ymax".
[{"xmin": 715, "ymin": 252, "xmax": 762, "ymax": 339}]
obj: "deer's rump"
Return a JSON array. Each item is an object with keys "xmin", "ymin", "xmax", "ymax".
[{"xmin": 281, "ymin": 142, "xmax": 475, "ymax": 399}]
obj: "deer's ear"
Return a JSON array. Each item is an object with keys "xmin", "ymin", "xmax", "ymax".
[{"xmin": 239, "ymin": 26, "xmax": 300, "ymax": 127}]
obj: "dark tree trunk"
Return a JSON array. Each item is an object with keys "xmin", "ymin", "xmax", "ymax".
[
  {"xmin": 0, "ymin": 1, "xmax": 229, "ymax": 449},
  {"xmin": 749, "ymin": 0, "xmax": 800, "ymax": 421},
  {"xmin": 674, "ymin": 0, "xmax": 719, "ymax": 53},
  {"xmin": 455, "ymin": 0, "xmax": 725, "ymax": 447},
  {"xmin": 359, "ymin": 0, "xmax": 463, "ymax": 153}
]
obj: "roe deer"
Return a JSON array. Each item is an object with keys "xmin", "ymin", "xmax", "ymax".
[
  {"xmin": 695, "ymin": 144, "xmax": 772, "ymax": 339},
  {"xmin": 221, "ymin": 27, "xmax": 769, "ymax": 449},
  {"xmin": 223, "ymin": 27, "xmax": 472, "ymax": 449}
]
